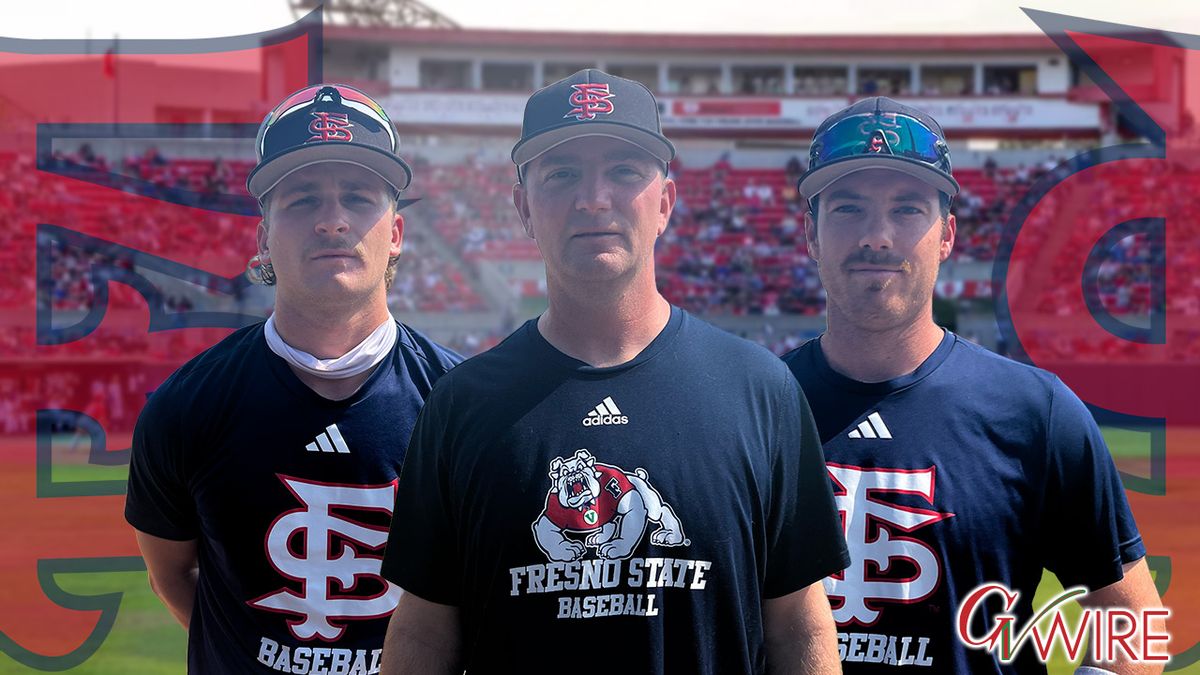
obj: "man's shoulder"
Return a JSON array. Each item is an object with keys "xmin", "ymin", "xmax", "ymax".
[
  {"xmin": 779, "ymin": 337, "xmax": 816, "ymax": 371},
  {"xmin": 950, "ymin": 339, "xmax": 1103, "ymax": 436},
  {"xmin": 416, "ymin": 323, "xmax": 532, "ymax": 400},
  {"xmin": 678, "ymin": 311, "xmax": 791, "ymax": 378},
  {"xmin": 138, "ymin": 323, "xmax": 265, "ymax": 433},
  {"xmin": 152, "ymin": 323, "xmax": 265, "ymax": 403},
  {"xmin": 944, "ymin": 334, "xmax": 1060, "ymax": 394},
  {"xmin": 914, "ymin": 335, "xmax": 1078, "ymax": 434},
  {"xmin": 394, "ymin": 321, "xmax": 464, "ymax": 378}
]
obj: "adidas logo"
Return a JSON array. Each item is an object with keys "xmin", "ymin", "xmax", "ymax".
[
  {"xmin": 582, "ymin": 396, "xmax": 629, "ymax": 427},
  {"xmin": 305, "ymin": 423, "xmax": 351, "ymax": 454},
  {"xmin": 847, "ymin": 412, "xmax": 892, "ymax": 440}
]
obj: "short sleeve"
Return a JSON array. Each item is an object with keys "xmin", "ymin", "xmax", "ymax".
[
  {"xmin": 381, "ymin": 379, "xmax": 461, "ymax": 606},
  {"xmin": 124, "ymin": 386, "xmax": 199, "ymax": 541},
  {"xmin": 1041, "ymin": 377, "xmax": 1145, "ymax": 590},
  {"xmin": 763, "ymin": 371, "xmax": 850, "ymax": 598}
]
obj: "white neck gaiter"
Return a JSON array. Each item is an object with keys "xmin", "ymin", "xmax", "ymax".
[{"xmin": 264, "ymin": 315, "xmax": 397, "ymax": 380}]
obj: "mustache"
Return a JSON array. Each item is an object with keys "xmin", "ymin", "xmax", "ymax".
[
  {"xmin": 306, "ymin": 237, "xmax": 363, "ymax": 256},
  {"xmin": 841, "ymin": 249, "xmax": 911, "ymax": 272}
]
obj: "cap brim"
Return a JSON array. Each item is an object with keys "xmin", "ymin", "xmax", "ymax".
[
  {"xmin": 511, "ymin": 121, "xmax": 675, "ymax": 169},
  {"xmin": 247, "ymin": 141, "xmax": 413, "ymax": 199},
  {"xmin": 798, "ymin": 155, "xmax": 960, "ymax": 200}
]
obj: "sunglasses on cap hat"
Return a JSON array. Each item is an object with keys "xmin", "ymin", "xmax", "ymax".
[
  {"xmin": 810, "ymin": 111, "xmax": 951, "ymax": 168},
  {"xmin": 798, "ymin": 97, "xmax": 960, "ymax": 201}
]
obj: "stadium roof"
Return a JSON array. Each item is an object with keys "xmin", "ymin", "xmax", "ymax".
[{"xmin": 326, "ymin": 25, "xmax": 1057, "ymax": 53}]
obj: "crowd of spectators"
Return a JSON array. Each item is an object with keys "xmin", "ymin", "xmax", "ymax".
[
  {"xmin": 653, "ymin": 154, "xmax": 1039, "ymax": 314},
  {"xmin": 0, "ymin": 329, "xmax": 211, "ymax": 435},
  {"xmin": 6, "ymin": 145, "xmax": 1185, "ymax": 375},
  {"xmin": 1018, "ymin": 329, "xmax": 1200, "ymax": 363},
  {"xmin": 1034, "ymin": 157, "xmax": 1198, "ymax": 318},
  {"xmin": 23, "ymin": 146, "xmax": 1066, "ymax": 320},
  {"xmin": 407, "ymin": 154, "xmax": 535, "ymax": 262},
  {"xmin": 6, "ymin": 138, "xmax": 1193, "ymax": 448},
  {"xmin": 42, "ymin": 145, "xmax": 240, "ymax": 206},
  {"xmin": 387, "ymin": 226, "xmax": 486, "ymax": 312},
  {"xmin": 11, "ymin": 147, "xmax": 490, "ymax": 316},
  {"xmin": 656, "ymin": 156, "xmax": 821, "ymax": 316}
]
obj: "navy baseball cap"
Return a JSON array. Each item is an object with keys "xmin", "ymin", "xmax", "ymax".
[
  {"xmin": 247, "ymin": 84, "xmax": 412, "ymax": 200},
  {"xmin": 511, "ymin": 69, "xmax": 675, "ymax": 179},
  {"xmin": 798, "ymin": 96, "xmax": 959, "ymax": 200}
]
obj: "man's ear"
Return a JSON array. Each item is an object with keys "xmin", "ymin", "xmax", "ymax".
[
  {"xmin": 391, "ymin": 212, "xmax": 405, "ymax": 257},
  {"xmin": 657, "ymin": 177, "xmax": 677, "ymax": 238},
  {"xmin": 804, "ymin": 210, "xmax": 819, "ymax": 264},
  {"xmin": 256, "ymin": 219, "xmax": 269, "ymax": 256},
  {"xmin": 940, "ymin": 213, "xmax": 956, "ymax": 263},
  {"xmin": 513, "ymin": 182, "xmax": 534, "ymax": 239}
]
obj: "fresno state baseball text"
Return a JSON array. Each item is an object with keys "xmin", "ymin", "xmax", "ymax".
[
  {"xmin": 838, "ymin": 632, "xmax": 934, "ymax": 666},
  {"xmin": 257, "ymin": 636, "xmax": 380, "ymax": 674},
  {"xmin": 510, "ymin": 557, "xmax": 712, "ymax": 619}
]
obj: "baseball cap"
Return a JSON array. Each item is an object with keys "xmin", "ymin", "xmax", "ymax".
[
  {"xmin": 797, "ymin": 96, "xmax": 959, "ymax": 200},
  {"xmin": 511, "ymin": 69, "xmax": 675, "ymax": 179},
  {"xmin": 246, "ymin": 84, "xmax": 412, "ymax": 200}
]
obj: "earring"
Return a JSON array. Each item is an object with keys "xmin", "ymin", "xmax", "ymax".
[{"xmin": 246, "ymin": 252, "xmax": 276, "ymax": 285}]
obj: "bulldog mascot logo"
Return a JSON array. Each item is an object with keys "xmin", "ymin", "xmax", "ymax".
[{"xmin": 533, "ymin": 449, "xmax": 688, "ymax": 561}]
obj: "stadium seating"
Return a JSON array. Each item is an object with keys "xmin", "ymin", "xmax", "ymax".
[
  {"xmin": 22, "ymin": 145, "xmax": 1178, "ymax": 371},
  {"xmin": 28, "ymin": 147, "xmax": 1063, "ymax": 320},
  {"xmin": 22, "ymin": 150, "xmax": 484, "ymax": 314}
]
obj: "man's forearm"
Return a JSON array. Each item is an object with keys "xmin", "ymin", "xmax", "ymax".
[
  {"xmin": 1078, "ymin": 613, "xmax": 1167, "ymax": 675},
  {"xmin": 380, "ymin": 591, "xmax": 462, "ymax": 675},
  {"xmin": 380, "ymin": 624, "xmax": 460, "ymax": 675},
  {"xmin": 134, "ymin": 531, "xmax": 199, "ymax": 631},
  {"xmin": 1078, "ymin": 559, "xmax": 1166, "ymax": 675},
  {"xmin": 147, "ymin": 568, "xmax": 197, "ymax": 630},
  {"xmin": 764, "ymin": 582, "xmax": 842, "ymax": 675},
  {"xmin": 1079, "ymin": 653, "xmax": 1164, "ymax": 675},
  {"xmin": 767, "ymin": 623, "xmax": 841, "ymax": 675}
]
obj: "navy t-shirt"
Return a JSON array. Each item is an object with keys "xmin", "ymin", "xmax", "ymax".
[
  {"xmin": 382, "ymin": 307, "xmax": 849, "ymax": 674},
  {"xmin": 125, "ymin": 321, "xmax": 460, "ymax": 674},
  {"xmin": 782, "ymin": 331, "xmax": 1145, "ymax": 674}
]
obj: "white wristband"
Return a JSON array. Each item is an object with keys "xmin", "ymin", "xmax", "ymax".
[{"xmin": 1074, "ymin": 667, "xmax": 1118, "ymax": 675}]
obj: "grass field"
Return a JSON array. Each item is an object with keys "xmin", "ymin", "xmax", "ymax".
[{"xmin": 0, "ymin": 428, "xmax": 1194, "ymax": 674}]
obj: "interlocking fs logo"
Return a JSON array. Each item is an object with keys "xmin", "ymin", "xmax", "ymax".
[
  {"xmin": 533, "ymin": 449, "xmax": 688, "ymax": 561},
  {"xmin": 308, "ymin": 111, "xmax": 354, "ymax": 142},
  {"xmin": 249, "ymin": 476, "xmax": 400, "ymax": 640},
  {"xmin": 565, "ymin": 83, "xmax": 615, "ymax": 121},
  {"xmin": 867, "ymin": 130, "xmax": 887, "ymax": 153},
  {"xmin": 825, "ymin": 464, "xmax": 954, "ymax": 625}
]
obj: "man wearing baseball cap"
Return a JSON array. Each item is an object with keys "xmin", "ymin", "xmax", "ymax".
[
  {"xmin": 379, "ymin": 69, "xmax": 848, "ymax": 674},
  {"xmin": 782, "ymin": 97, "xmax": 1162, "ymax": 673},
  {"xmin": 125, "ymin": 84, "xmax": 460, "ymax": 673}
]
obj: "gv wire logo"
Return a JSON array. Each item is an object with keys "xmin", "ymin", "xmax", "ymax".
[{"xmin": 956, "ymin": 584, "xmax": 1170, "ymax": 665}]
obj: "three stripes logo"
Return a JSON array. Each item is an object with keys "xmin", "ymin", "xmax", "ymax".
[
  {"xmin": 306, "ymin": 423, "xmax": 351, "ymax": 454},
  {"xmin": 847, "ymin": 412, "xmax": 892, "ymax": 440},
  {"xmin": 582, "ymin": 396, "xmax": 629, "ymax": 427}
]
